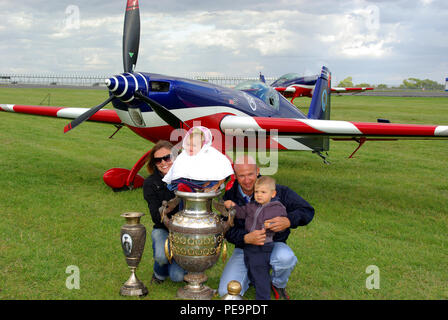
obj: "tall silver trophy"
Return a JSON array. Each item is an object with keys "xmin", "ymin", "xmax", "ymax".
[{"xmin": 161, "ymin": 191, "xmax": 234, "ymax": 300}]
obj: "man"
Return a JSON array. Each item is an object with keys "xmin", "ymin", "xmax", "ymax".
[{"xmin": 218, "ymin": 155, "xmax": 315, "ymax": 299}]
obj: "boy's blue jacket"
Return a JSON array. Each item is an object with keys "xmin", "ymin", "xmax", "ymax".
[{"xmin": 223, "ymin": 180, "xmax": 315, "ymax": 249}]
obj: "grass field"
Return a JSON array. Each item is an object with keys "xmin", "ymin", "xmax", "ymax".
[{"xmin": 0, "ymin": 87, "xmax": 447, "ymax": 300}]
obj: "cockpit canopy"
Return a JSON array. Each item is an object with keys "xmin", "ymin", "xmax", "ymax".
[
  {"xmin": 272, "ymin": 73, "xmax": 319, "ymax": 87},
  {"xmin": 276, "ymin": 73, "xmax": 301, "ymax": 82},
  {"xmin": 235, "ymin": 80, "xmax": 279, "ymax": 110}
]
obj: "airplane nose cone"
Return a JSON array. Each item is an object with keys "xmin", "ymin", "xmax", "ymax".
[
  {"xmin": 106, "ymin": 73, "xmax": 149, "ymax": 103},
  {"xmin": 105, "ymin": 77, "xmax": 118, "ymax": 91}
]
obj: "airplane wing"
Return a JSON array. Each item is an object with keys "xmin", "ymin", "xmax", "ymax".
[
  {"xmin": 0, "ymin": 104, "xmax": 122, "ymax": 124},
  {"xmin": 220, "ymin": 116, "xmax": 448, "ymax": 140},
  {"xmin": 331, "ymin": 87, "xmax": 374, "ymax": 94}
]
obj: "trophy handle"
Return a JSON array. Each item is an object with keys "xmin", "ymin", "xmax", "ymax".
[
  {"xmin": 222, "ymin": 241, "xmax": 227, "ymax": 263},
  {"xmin": 212, "ymin": 199, "xmax": 235, "ymax": 233},
  {"xmin": 160, "ymin": 197, "xmax": 179, "ymax": 227},
  {"xmin": 164, "ymin": 238, "xmax": 173, "ymax": 264},
  {"xmin": 221, "ymin": 207, "xmax": 235, "ymax": 233},
  {"xmin": 227, "ymin": 208, "xmax": 235, "ymax": 228}
]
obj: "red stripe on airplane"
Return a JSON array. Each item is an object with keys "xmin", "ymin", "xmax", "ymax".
[
  {"xmin": 254, "ymin": 117, "xmax": 325, "ymax": 134},
  {"xmin": 13, "ymin": 105, "xmax": 63, "ymax": 117},
  {"xmin": 88, "ymin": 110, "xmax": 122, "ymax": 123},
  {"xmin": 351, "ymin": 122, "xmax": 437, "ymax": 136}
]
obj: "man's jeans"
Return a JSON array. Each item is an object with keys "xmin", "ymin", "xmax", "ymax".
[
  {"xmin": 151, "ymin": 228, "xmax": 185, "ymax": 282},
  {"xmin": 218, "ymin": 242, "xmax": 298, "ymax": 297}
]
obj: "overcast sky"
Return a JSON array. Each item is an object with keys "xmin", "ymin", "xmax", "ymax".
[{"xmin": 0, "ymin": 0, "xmax": 447, "ymax": 85}]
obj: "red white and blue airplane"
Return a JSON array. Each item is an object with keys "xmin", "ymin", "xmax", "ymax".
[
  {"xmin": 1, "ymin": 0, "xmax": 447, "ymax": 191},
  {"xmin": 262, "ymin": 72, "xmax": 374, "ymax": 103}
]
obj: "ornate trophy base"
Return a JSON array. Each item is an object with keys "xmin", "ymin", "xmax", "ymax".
[
  {"xmin": 177, "ymin": 272, "xmax": 216, "ymax": 300},
  {"xmin": 120, "ymin": 268, "xmax": 148, "ymax": 297}
]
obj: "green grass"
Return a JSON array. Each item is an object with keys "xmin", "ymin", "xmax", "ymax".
[{"xmin": 0, "ymin": 87, "xmax": 447, "ymax": 300}]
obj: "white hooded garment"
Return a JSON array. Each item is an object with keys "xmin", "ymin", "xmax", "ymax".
[{"xmin": 162, "ymin": 126, "xmax": 234, "ymax": 184}]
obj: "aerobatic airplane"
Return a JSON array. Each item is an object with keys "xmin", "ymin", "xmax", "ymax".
[
  {"xmin": 265, "ymin": 73, "xmax": 374, "ymax": 103},
  {"xmin": 1, "ymin": 0, "xmax": 447, "ymax": 192}
]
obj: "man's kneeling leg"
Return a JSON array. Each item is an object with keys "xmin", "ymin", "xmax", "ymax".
[{"xmin": 270, "ymin": 242, "xmax": 298, "ymax": 289}]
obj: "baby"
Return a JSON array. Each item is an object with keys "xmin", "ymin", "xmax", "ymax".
[
  {"xmin": 224, "ymin": 176, "xmax": 287, "ymax": 300},
  {"xmin": 163, "ymin": 126, "xmax": 234, "ymax": 192}
]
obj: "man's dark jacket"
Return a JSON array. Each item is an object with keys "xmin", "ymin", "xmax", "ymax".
[{"xmin": 223, "ymin": 180, "xmax": 315, "ymax": 249}]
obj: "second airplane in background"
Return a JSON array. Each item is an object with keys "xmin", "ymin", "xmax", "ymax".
[{"xmin": 261, "ymin": 72, "xmax": 373, "ymax": 103}]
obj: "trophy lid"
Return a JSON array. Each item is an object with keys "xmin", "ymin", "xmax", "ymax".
[
  {"xmin": 227, "ymin": 280, "xmax": 242, "ymax": 295},
  {"xmin": 222, "ymin": 280, "xmax": 243, "ymax": 300},
  {"xmin": 121, "ymin": 212, "xmax": 145, "ymax": 225},
  {"xmin": 121, "ymin": 212, "xmax": 145, "ymax": 218}
]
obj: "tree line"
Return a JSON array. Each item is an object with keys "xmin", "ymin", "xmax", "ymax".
[{"xmin": 336, "ymin": 76, "xmax": 445, "ymax": 90}]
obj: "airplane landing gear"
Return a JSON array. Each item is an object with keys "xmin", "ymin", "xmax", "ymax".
[
  {"xmin": 313, "ymin": 150, "xmax": 331, "ymax": 165},
  {"xmin": 103, "ymin": 148, "xmax": 152, "ymax": 192}
]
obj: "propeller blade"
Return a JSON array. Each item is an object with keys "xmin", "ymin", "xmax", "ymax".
[
  {"xmin": 64, "ymin": 96, "xmax": 114, "ymax": 133},
  {"xmin": 134, "ymin": 91, "xmax": 190, "ymax": 130},
  {"xmin": 123, "ymin": 0, "xmax": 140, "ymax": 73}
]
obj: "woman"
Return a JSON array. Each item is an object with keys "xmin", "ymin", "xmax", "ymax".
[{"xmin": 143, "ymin": 140, "xmax": 185, "ymax": 284}]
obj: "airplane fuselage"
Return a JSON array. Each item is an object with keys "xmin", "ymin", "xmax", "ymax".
[
  {"xmin": 108, "ymin": 72, "xmax": 308, "ymax": 149},
  {"xmin": 271, "ymin": 74, "xmax": 319, "ymax": 98}
]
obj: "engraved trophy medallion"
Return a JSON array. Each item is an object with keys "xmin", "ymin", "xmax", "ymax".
[
  {"xmin": 119, "ymin": 212, "xmax": 148, "ymax": 297},
  {"xmin": 161, "ymin": 191, "xmax": 235, "ymax": 300}
]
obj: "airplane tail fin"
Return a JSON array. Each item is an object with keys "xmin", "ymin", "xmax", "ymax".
[
  {"xmin": 259, "ymin": 72, "xmax": 266, "ymax": 83},
  {"xmin": 307, "ymin": 66, "xmax": 331, "ymax": 120}
]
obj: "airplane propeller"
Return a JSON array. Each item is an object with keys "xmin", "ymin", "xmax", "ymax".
[
  {"xmin": 123, "ymin": 0, "xmax": 140, "ymax": 73},
  {"xmin": 134, "ymin": 92, "xmax": 189, "ymax": 130},
  {"xmin": 63, "ymin": 96, "xmax": 114, "ymax": 133},
  {"xmin": 64, "ymin": 0, "xmax": 188, "ymax": 134}
]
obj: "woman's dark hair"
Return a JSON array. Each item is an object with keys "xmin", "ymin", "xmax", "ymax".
[{"xmin": 146, "ymin": 140, "xmax": 174, "ymax": 175}]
